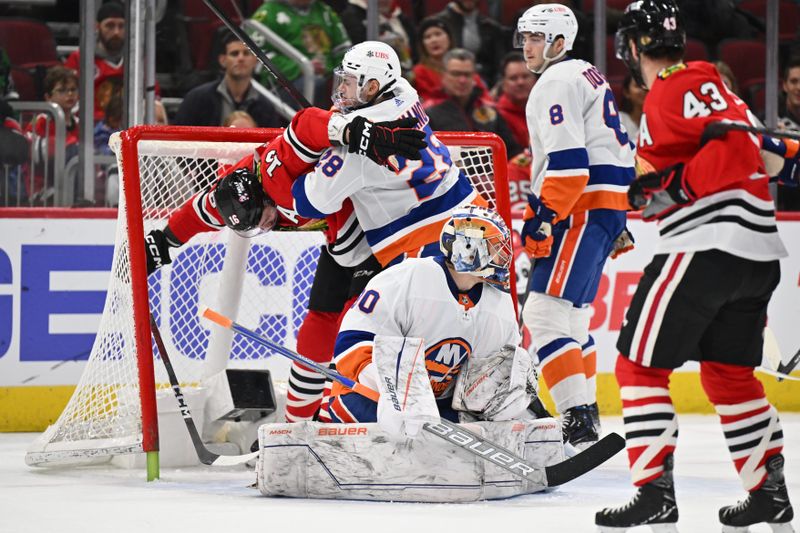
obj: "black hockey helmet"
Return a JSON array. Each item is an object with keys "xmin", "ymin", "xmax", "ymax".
[
  {"xmin": 615, "ymin": 0, "xmax": 685, "ymax": 87},
  {"xmin": 213, "ymin": 167, "xmax": 276, "ymax": 237}
]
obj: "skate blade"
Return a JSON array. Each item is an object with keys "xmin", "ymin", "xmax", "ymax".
[
  {"xmin": 721, "ymin": 524, "xmax": 795, "ymax": 533},
  {"xmin": 597, "ymin": 524, "xmax": 679, "ymax": 533}
]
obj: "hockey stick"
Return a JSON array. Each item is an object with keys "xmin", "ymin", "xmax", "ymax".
[
  {"xmin": 703, "ymin": 121, "xmax": 800, "ymax": 142},
  {"xmin": 150, "ymin": 315, "xmax": 259, "ymax": 467},
  {"xmin": 200, "ymin": 306, "xmax": 625, "ymax": 487},
  {"xmin": 201, "ymin": 0, "xmax": 311, "ymax": 109}
]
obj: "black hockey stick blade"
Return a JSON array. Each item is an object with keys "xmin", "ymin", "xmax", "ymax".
[
  {"xmin": 777, "ymin": 347, "xmax": 800, "ymax": 380},
  {"xmin": 201, "ymin": 0, "xmax": 311, "ymax": 109},
  {"xmin": 150, "ymin": 315, "xmax": 259, "ymax": 467},
  {"xmin": 544, "ymin": 432, "xmax": 625, "ymax": 487}
]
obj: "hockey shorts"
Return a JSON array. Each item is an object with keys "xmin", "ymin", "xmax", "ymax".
[
  {"xmin": 617, "ymin": 249, "xmax": 780, "ymax": 369},
  {"xmin": 308, "ymin": 246, "xmax": 383, "ymax": 313},
  {"xmin": 528, "ymin": 209, "xmax": 626, "ymax": 306}
]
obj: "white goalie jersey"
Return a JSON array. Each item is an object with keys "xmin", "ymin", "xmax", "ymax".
[
  {"xmin": 332, "ymin": 257, "xmax": 521, "ymax": 399},
  {"xmin": 291, "ymin": 78, "xmax": 479, "ymax": 266}
]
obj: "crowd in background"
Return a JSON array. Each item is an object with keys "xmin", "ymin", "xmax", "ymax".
[{"xmin": 0, "ymin": 0, "xmax": 799, "ymax": 209}]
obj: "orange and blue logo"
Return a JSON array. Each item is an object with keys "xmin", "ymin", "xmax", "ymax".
[{"xmin": 425, "ymin": 337, "xmax": 472, "ymax": 397}]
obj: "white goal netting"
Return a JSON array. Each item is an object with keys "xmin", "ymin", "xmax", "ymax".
[{"xmin": 25, "ymin": 126, "xmax": 510, "ymax": 468}]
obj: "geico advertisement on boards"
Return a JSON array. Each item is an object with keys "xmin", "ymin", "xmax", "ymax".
[{"xmin": 0, "ymin": 214, "xmax": 798, "ymax": 387}]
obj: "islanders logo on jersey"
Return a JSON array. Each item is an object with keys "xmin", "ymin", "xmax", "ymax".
[{"xmin": 425, "ymin": 338, "xmax": 472, "ymax": 397}]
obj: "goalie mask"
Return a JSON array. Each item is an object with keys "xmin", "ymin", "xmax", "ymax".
[
  {"xmin": 332, "ymin": 41, "xmax": 401, "ymax": 113},
  {"xmin": 440, "ymin": 206, "xmax": 512, "ymax": 290},
  {"xmin": 615, "ymin": 0, "xmax": 685, "ymax": 87},
  {"xmin": 514, "ymin": 4, "xmax": 578, "ymax": 74},
  {"xmin": 213, "ymin": 167, "xmax": 277, "ymax": 238}
]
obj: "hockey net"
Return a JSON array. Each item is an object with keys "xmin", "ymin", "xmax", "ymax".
[{"xmin": 25, "ymin": 125, "xmax": 512, "ymax": 470}]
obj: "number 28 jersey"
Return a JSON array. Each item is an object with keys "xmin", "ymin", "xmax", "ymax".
[{"xmin": 526, "ymin": 58, "xmax": 635, "ymax": 222}]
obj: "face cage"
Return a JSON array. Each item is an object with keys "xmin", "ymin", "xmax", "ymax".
[
  {"xmin": 332, "ymin": 67, "xmax": 366, "ymax": 113},
  {"xmin": 448, "ymin": 231, "xmax": 512, "ymax": 289}
]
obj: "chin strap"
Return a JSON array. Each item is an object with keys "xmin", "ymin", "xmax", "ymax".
[{"xmin": 531, "ymin": 42, "xmax": 568, "ymax": 74}]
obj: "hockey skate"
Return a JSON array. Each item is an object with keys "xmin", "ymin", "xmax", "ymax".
[
  {"xmin": 561, "ymin": 404, "xmax": 599, "ymax": 448},
  {"xmin": 588, "ymin": 401, "xmax": 602, "ymax": 435},
  {"xmin": 595, "ymin": 454, "xmax": 679, "ymax": 532},
  {"xmin": 719, "ymin": 454, "xmax": 795, "ymax": 533}
]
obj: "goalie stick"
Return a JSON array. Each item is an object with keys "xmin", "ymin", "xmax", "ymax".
[
  {"xmin": 150, "ymin": 315, "xmax": 259, "ymax": 467},
  {"xmin": 200, "ymin": 305, "xmax": 625, "ymax": 487}
]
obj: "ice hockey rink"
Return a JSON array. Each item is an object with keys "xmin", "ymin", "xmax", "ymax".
[{"xmin": 1, "ymin": 415, "xmax": 796, "ymax": 533}]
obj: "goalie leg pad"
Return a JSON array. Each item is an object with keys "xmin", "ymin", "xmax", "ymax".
[{"xmin": 256, "ymin": 419, "xmax": 564, "ymax": 502}]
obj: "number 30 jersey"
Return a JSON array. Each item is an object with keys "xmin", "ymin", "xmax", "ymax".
[
  {"xmin": 526, "ymin": 58, "xmax": 635, "ymax": 221},
  {"xmin": 292, "ymin": 78, "xmax": 480, "ymax": 266}
]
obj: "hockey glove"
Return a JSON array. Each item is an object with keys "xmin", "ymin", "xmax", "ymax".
[
  {"xmin": 628, "ymin": 163, "xmax": 695, "ymax": 213},
  {"xmin": 521, "ymin": 193, "xmax": 555, "ymax": 258},
  {"xmin": 609, "ymin": 227, "xmax": 635, "ymax": 260},
  {"xmin": 144, "ymin": 227, "xmax": 182, "ymax": 275},
  {"xmin": 346, "ymin": 116, "xmax": 428, "ymax": 166}
]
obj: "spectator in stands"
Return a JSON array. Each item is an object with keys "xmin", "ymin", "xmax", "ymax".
[
  {"xmin": 249, "ymin": 0, "xmax": 352, "ymax": 108},
  {"xmin": 223, "ymin": 110, "xmax": 258, "ymax": 128},
  {"xmin": 780, "ymin": 57, "xmax": 800, "ymax": 132},
  {"xmin": 494, "ymin": 52, "xmax": 535, "ymax": 151},
  {"xmin": 0, "ymin": 97, "xmax": 28, "ymax": 205},
  {"xmin": 154, "ymin": 100, "xmax": 168, "ymax": 126},
  {"xmin": 619, "ymin": 73, "xmax": 646, "ymax": 141},
  {"xmin": 430, "ymin": 0, "xmax": 508, "ymax": 86},
  {"xmin": 427, "ymin": 48, "xmax": 522, "ymax": 158},
  {"xmin": 174, "ymin": 33, "xmax": 283, "ymax": 128},
  {"xmin": 412, "ymin": 18, "xmax": 487, "ymax": 108},
  {"xmin": 714, "ymin": 61, "xmax": 740, "ymax": 96},
  {"xmin": 676, "ymin": 0, "xmax": 759, "ymax": 52},
  {"xmin": 64, "ymin": 1, "xmax": 126, "ymax": 123},
  {"xmin": 94, "ymin": 93, "xmax": 122, "ymax": 156},
  {"xmin": 26, "ymin": 66, "xmax": 81, "ymax": 204},
  {"xmin": 0, "ymin": 48, "xmax": 19, "ymax": 101},
  {"xmin": 340, "ymin": 0, "xmax": 417, "ymax": 75}
]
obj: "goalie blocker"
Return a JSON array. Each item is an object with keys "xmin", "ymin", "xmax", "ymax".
[{"xmin": 256, "ymin": 418, "xmax": 564, "ymax": 502}]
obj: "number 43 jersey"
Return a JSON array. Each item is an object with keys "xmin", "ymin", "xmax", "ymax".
[
  {"xmin": 292, "ymin": 78, "xmax": 480, "ymax": 267},
  {"xmin": 526, "ymin": 58, "xmax": 635, "ymax": 222}
]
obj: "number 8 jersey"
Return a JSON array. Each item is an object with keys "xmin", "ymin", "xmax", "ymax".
[{"xmin": 526, "ymin": 58, "xmax": 635, "ymax": 221}]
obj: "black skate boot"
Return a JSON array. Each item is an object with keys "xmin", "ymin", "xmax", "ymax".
[
  {"xmin": 561, "ymin": 404, "xmax": 599, "ymax": 448},
  {"xmin": 595, "ymin": 454, "xmax": 679, "ymax": 532},
  {"xmin": 588, "ymin": 401, "xmax": 602, "ymax": 435},
  {"xmin": 719, "ymin": 453, "xmax": 794, "ymax": 532}
]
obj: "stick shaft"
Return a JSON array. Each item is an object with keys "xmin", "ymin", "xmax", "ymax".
[
  {"xmin": 712, "ymin": 121, "xmax": 800, "ymax": 142},
  {"xmin": 201, "ymin": 0, "xmax": 311, "ymax": 109}
]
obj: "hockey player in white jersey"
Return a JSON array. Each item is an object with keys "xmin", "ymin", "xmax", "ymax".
[
  {"xmin": 288, "ymin": 41, "xmax": 487, "ymax": 423},
  {"xmin": 326, "ymin": 206, "xmax": 537, "ymax": 429},
  {"xmin": 515, "ymin": 4, "xmax": 636, "ymax": 447},
  {"xmin": 292, "ymin": 41, "xmax": 485, "ymax": 268}
]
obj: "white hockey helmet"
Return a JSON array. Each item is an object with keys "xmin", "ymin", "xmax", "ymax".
[
  {"xmin": 440, "ymin": 206, "xmax": 512, "ymax": 291},
  {"xmin": 514, "ymin": 3, "xmax": 578, "ymax": 73},
  {"xmin": 332, "ymin": 41, "xmax": 401, "ymax": 112}
]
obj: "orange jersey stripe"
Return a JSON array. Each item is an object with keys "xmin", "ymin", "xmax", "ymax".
[
  {"xmin": 374, "ymin": 220, "xmax": 446, "ymax": 266},
  {"xmin": 335, "ymin": 345, "xmax": 373, "ymax": 382},
  {"xmin": 540, "ymin": 347, "xmax": 585, "ymax": 388},
  {"xmin": 541, "ymin": 175, "xmax": 590, "ymax": 221},
  {"xmin": 572, "ymin": 190, "xmax": 631, "ymax": 213}
]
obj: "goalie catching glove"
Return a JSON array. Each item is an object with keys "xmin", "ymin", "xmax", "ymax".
[
  {"xmin": 452, "ymin": 345, "xmax": 539, "ymax": 421},
  {"xmin": 144, "ymin": 226, "xmax": 182, "ymax": 275}
]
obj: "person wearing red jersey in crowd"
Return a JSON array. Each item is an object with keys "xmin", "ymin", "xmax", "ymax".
[
  {"xmin": 26, "ymin": 66, "xmax": 80, "ymax": 204},
  {"xmin": 64, "ymin": 1, "xmax": 159, "ymax": 123},
  {"xmin": 411, "ymin": 18, "xmax": 488, "ymax": 108},
  {"xmin": 595, "ymin": 2, "xmax": 794, "ymax": 531},
  {"xmin": 495, "ymin": 51, "xmax": 537, "ymax": 152}
]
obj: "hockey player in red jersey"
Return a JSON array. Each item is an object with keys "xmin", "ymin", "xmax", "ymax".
[{"xmin": 595, "ymin": 1, "xmax": 794, "ymax": 531}]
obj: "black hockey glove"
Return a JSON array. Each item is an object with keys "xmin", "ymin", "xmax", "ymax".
[
  {"xmin": 145, "ymin": 226, "xmax": 182, "ymax": 275},
  {"xmin": 628, "ymin": 163, "xmax": 695, "ymax": 211},
  {"xmin": 346, "ymin": 116, "xmax": 428, "ymax": 166}
]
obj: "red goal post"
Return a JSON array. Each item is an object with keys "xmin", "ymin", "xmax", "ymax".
[{"xmin": 24, "ymin": 125, "xmax": 514, "ymax": 479}]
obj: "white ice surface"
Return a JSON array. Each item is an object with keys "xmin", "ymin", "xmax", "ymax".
[{"xmin": 2, "ymin": 415, "xmax": 797, "ymax": 533}]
